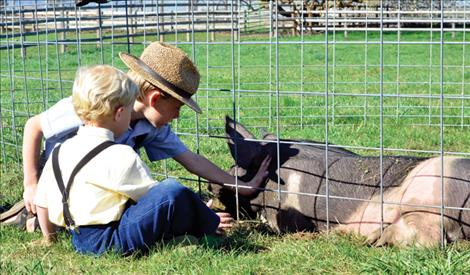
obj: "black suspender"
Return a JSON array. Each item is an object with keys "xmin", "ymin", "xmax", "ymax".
[{"xmin": 51, "ymin": 141, "xmax": 115, "ymax": 232}]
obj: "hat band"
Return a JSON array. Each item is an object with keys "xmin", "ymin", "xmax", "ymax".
[{"xmin": 136, "ymin": 57, "xmax": 193, "ymax": 99}]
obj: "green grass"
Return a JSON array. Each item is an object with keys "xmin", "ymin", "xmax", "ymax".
[
  {"xmin": 2, "ymin": 30, "xmax": 470, "ymax": 273},
  {"xmin": 1, "ymin": 220, "xmax": 470, "ymax": 274}
]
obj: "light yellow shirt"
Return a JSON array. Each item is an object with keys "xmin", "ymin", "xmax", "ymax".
[{"xmin": 34, "ymin": 126, "xmax": 157, "ymax": 226}]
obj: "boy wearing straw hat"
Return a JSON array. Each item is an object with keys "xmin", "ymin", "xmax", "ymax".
[
  {"xmin": 34, "ymin": 64, "xmax": 224, "ymax": 255},
  {"xmin": 6, "ymin": 42, "xmax": 269, "ymax": 227}
]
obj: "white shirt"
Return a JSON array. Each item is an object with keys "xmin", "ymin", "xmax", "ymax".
[
  {"xmin": 34, "ymin": 126, "xmax": 157, "ymax": 226},
  {"xmin": 39, "ymin": 97, "xmax": 188, "ymax": 161}
]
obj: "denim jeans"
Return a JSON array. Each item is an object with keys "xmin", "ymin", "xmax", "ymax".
[{"xmin": 70, "ymin": 179, "xmax": 220, "ymax": 255}]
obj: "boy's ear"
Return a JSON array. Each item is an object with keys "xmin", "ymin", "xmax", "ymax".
[
  {"xmin": 114, "ymin": 105, "xmax": 125, "ymax": 121},
  {"xmin": 147, "ymin": 89, "xmax": 163, "ymax": 107}
]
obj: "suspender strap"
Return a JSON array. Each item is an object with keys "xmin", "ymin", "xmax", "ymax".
[{"xmin": 52, "ymin": 141, "xmax": 115, "ymax": 231}]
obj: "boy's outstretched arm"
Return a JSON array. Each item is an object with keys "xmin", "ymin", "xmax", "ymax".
[
  {"xmin": 174, "ymin": 150, "xmax": 271, "ymax": 196},
  {"xmin": 22, "ymin": 115, "xmax": 44, "ymax": 214}
]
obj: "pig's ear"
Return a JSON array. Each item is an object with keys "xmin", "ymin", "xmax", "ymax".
[
  {"xmin": 262, "ymin": 133, "xmax": 278, "ymax": 141},
  {"xmin": 225, "ymin": 116, "xmax": 255, "ymax": 139},
  {"xmin": 225, "ymin": 116, "xmax": 262, "ymax": 167},
  {"xmin": 260, "ymin": 128, "xmax": 278, "ymax": 141}
]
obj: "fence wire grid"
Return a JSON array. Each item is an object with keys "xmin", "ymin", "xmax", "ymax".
[{"xmin": 1, "ymin": 0, "xmax": 470, "ymax": 245}]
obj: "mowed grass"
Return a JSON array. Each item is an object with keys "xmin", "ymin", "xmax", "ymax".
[
  {"xmin": 1, "ymin": 227, "xmax": 469, "ymax": 274},
  {"xmin": 2, "ymin": 30, "xmax": 470, "ymax": 273},
  {"xmin": 1, "ymin": 167, "xmax": 469, "ymax": 275}
]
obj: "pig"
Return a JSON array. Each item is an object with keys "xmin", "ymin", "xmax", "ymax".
[{"xmin": 209, "ymin": 116, "xmax": 470, "ymax": 247}]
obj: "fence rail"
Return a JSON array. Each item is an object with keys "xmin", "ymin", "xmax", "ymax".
[{"xmin": 2, "ymin": 2, "xmax": 470, "ymax": 51}]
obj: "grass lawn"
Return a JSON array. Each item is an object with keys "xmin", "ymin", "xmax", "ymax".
[
  {"xmin": 1, "ymin": 30, "xmax": 470, "ymax": 273},
  {"xmin": 1, "ymin": 226, "xmax": 470, "ymax": 274}
]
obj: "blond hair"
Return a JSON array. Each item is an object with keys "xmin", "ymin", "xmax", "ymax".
[{"xmin": 72, "ymin": 65, "xmax": 138, "ymax": 122}]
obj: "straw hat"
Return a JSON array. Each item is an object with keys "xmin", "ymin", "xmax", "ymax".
[{"xmin": 119, "ymin": 42, "xmax": 202, "ymax": 113}]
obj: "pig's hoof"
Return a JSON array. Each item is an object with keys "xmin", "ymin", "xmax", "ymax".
[
  {"xmin": 365, "ymin": 228, "xmax": 382, "ymax": 246},
  {"xmin": 373, "ymin": 229, "xmax": 396, "ymax": 247},
  {"xmin": 367, "ymin": 224, "xmax": 402, "ymax": 247},
  {"xmin": 366, "ymin": 213, "xmax": 442, "ymax": 247}
]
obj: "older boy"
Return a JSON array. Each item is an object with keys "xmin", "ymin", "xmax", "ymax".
[
  {"xmin": 20, "ymin": 42, "xmax": 270, "ymax": 217},
  {"xmin": 35, "ymin": 65, "xmax": 223, "ymax": 255}
]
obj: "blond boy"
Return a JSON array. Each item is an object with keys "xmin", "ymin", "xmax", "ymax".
[{"xmin": 34, "ymin": 65, "xmax": 222, "ymax": 255}]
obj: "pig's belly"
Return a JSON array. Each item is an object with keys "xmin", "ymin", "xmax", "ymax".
[{"xmin": 337, "ymin": 158, "xmax": 443, "ymax": 236}]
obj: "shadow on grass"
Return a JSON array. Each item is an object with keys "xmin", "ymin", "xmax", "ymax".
[
  {"xmin": 91, "ymin": 221, "xmax": 276, "ymax": 259},
  {"xmin": 197, "ymin": 221, "xmax": 278, "ymax": 254}
]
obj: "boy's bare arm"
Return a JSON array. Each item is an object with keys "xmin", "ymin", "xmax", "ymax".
[
  {"xmin": 174, "ymin": 150, "xmax": 270, "ymax": 196},
  {"xmin": 22, "ymin": 115, "xmax": 44, "ymax": 214},
  {"xmin": 36, "ymin": 206, "xmax": 57, "ymax": 244}
]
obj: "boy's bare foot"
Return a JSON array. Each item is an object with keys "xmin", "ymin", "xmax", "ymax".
[{"xmin": 26, "ymin": 216, "xmax": 38, "ymax": 233}]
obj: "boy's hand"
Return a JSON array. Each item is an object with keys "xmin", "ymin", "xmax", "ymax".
[
  {"xmin": 238, "ymin": 155, "xmax": 271, "ymax": 196},
  {"xmin": 23, "ymin": 184, "xmax": 37, "ymax": 214},
  {"xmin": 206, "ymin": 199, "xmax": 234, "ymax": 235},
  {"xmin": 215, "ymin": 212, "xmax": 233, "ymax": 235}
]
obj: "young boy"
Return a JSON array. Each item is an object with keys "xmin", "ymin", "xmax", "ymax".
[
  {"xmin": 34, "ymin": 65, "xmax": 224, "ymax": 255},
  {"xmin": 21, "ymin": 42, "xmax": 270, "ymax": 217}
]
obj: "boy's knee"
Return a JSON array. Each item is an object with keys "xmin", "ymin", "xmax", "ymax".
[{"xmin": 153, "ymin": 179, "xmax": 191, "ymax": 201}]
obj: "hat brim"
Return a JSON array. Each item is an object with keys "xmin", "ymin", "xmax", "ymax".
[{"xmin": 119, "ymin": 52, "xmax": 202, "ymax": 114}]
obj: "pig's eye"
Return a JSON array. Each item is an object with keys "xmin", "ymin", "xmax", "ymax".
[{"xmin": 234, "ymin": 167, "xmax": 247, "ymax": 178}]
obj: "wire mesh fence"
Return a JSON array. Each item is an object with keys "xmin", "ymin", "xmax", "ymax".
[{"xmin": 1, "ymin": 0, "xmax": 469, "ymax": 245}]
